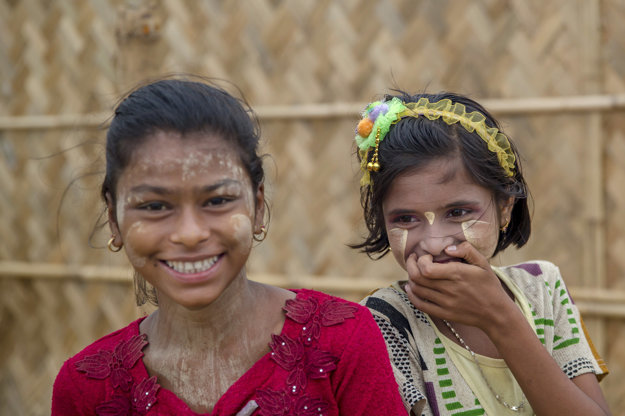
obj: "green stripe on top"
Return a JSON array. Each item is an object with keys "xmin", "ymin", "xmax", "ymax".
[
  {"xmin": 554, "ymin": 337, "xmax": 580, "ymax": 350},
  {"xmin": 446, "ymin": 402, "xmax": 463, "ymax": 411},
  {"xmin": 442, "ymin": 391, "xmax": 456, "ymax": 399},
  {"xmin": 535, "ymin": 318, "xmax": 554, "ymax": 326},
  {"xmin": 453, "ymin": 409, "xmax": 486, "ymax": 416},
  {"xmin": 440, "ymin": 379, "xmax": 452, "ymax": 388}
]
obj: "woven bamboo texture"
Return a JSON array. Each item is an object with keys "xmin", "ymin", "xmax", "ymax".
[{"xmin": 1, "ymin": 0, "xmax": 625, "ymax": 414}]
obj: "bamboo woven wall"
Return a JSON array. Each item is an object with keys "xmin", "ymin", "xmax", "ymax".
[{"xmin": 1, "ymin": 0, "xmax": 625, "ymax": 414}]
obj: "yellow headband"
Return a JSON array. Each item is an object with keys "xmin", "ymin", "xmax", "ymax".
[{"xmin": 355, "ymin": 97, "xmax": 516, "ymax": 185}]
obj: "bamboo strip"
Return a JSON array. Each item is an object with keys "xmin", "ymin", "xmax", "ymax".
[
  {"xmin": 1, "ymin": 94, "xmax": 625, "ymax": 131},
  {"xmin": 578, "ymin": 0, "xmax": 606, "ymax": 351},
  {"xmin": 0, "ymin": 261, "xmax": 132, "ymax": 283}
]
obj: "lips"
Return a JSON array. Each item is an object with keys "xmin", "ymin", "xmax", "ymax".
[
  {"xmin": 165, "ymin": 255, "xmax": 220, "ymax": 274},
  {"xmin": 432, "ymin": 257, "xmax": 465, "ymax": 264}
]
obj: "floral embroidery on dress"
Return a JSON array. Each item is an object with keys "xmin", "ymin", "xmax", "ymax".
[
  {"xmin": 257, "ymin": 294, "xmax": 359, "ymax": 414},
  {"xmin": 75, "ymin": 334, "xmax": 148, "ymax": 391},
  {"xmin": 256, "ymin": 388, "xmax": 329, "ymax": 416},
  {"xmin": 284, "ymin": 297, "xmax": 358, "ymax": 344},
  {"xmin": 76, "ymin": 334, "xmax": 160, "ymax": 415},
  {"xmin": 95, "ymin": 376, "xmax": 160, "ymax": 416},
  {"xmin": 269, "ymin": 334, "xmax": 338, "ymax": 394}
]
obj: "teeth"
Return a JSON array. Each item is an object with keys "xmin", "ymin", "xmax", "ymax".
[{"xmin": 166, "ymin": 256, "xmax": 219, "ymax": 274}]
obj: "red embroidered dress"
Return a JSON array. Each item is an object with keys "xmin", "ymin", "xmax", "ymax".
[{"xmin": 52, "ymin": 289, "xmax": 407, "ymax": 415}]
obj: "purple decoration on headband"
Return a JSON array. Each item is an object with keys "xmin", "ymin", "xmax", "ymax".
[{"xmin": 369, "ymin": 103, "xmax": 389, "ymax": 122}]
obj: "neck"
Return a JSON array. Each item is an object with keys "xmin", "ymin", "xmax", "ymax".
[{"xmin": 141, "ymin": 269, "xmax": 263, "ymax": 350}]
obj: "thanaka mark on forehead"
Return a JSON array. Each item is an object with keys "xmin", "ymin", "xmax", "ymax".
[{"xmin": 128, "ymin": 179, "xmax": 243, "ymax": 195}]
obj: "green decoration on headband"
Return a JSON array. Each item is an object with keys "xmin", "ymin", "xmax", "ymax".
[{"xmin": 354, "ymin": 97, "xmax": 516, "ymax": 186}]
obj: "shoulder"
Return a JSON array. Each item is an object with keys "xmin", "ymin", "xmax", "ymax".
[
  {"xmin": 284, "ymin": 289, "xmax": 381, "ymax": 347},
  {"xmin": 52, "ymin": 319, "xmax": 146, "ymax": 413},
  {"xmin": 57, "ymin": 318, "xmax": 148, "ymax": 384},
  {"xmin": 496, "ymin": 261, "xmax": 570, "ymax": 310},
  {"xmin": 289, "ymin": 288, "xmax": 369, "ymax": 321},
  {"xmin": 64, "ymin": 318, "xmax": 144, "ymax": 366},
  {"xmin": 361, "ymin": 282, "xmax": 430, "ymax": 342},
  {"xmin": 361, "ymin": 282, "xmax": 426, "ymax": 323},
  {"xmin": 498, "ymin": 260, "xmax": 563, "ymax": 286}
]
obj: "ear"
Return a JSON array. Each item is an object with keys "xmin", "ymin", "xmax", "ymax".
[
  {"xmin": 499, "ymin": 196, "xmax": 515, "ymax": 226},
  {"xmin": 105, "ymin": 192, "xmax": 122, "ymax": 246},
  {"xmin": 253, "ymin": 183, "xmax": 266, "ymax": 232}
]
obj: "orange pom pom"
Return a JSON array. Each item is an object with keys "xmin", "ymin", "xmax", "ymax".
[{"xmin": 357, "ymin": 118, "xmax": 374, "ymax": 138}]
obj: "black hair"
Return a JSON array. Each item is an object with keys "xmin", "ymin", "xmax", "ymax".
[
  {"xmin": 102, "ymin": 77, "xmax": 266, "ymax": 305},
  {"xmin": 352, "ymin": 91, "xmax": 531, "ymax": 259}
]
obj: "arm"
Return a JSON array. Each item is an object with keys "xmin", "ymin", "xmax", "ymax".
[
  {"xmin": 404, "ymin": 243, "xmax": 610, "ymax": 416},
  {"xmin": 51, "ymin": 360, "xmax": 86, "ymax": 416},
  {"xmin": 333, "ymin": 307, "xmax": 409, "ymax": 415},
  {"xmin": 483, "ymin": 297, "xmax": 610, "ymax": 416}
]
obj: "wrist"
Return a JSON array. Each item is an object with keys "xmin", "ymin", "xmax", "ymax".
[{"xmin": 481, "ymin": 299, "xmax": 526, "ymax": 341}]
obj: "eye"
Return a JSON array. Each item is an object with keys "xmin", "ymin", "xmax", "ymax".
[
  {"xmin": 448, "ymin": 208, "xmax": 470, "ymax": 218},
  {"xmin": 139, "ymin": 201, "xmax": 168, "ymax": 211},
  {"xmin": 204, "ymin": 196, "xmax": 233, "ymax": 207},
  {"xmin": 391, "ymin": 214, "xmax": 419, "ymax": 225}
]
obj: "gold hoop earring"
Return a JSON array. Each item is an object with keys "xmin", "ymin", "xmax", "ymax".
[
  {"xmin": 254, "ymin": 225, "xmax": 267, "ymax": 242},
  {"xmin": 107, "ymin": 236, "xmax": 123, "ymax": 252},
  {"xmin": 500, "ymin": 220, "xmax": 510, "ymax": 233}
]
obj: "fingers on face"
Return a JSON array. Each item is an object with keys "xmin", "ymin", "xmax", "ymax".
[{"xmin": 445, "ymin": 241, "xmax": 490, "ymax": 269}]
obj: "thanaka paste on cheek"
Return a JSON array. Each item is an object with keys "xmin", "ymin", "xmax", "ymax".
[
  {"xmin": 122, "ymin": 221, "xmax": 148, "ymax": 267},
  {"xmin": 424, "ymin": 211, "xmax": 435, "ymax": 225},
  {"xmin": 461, "ymin": 219, "xmax": 498, "ymax": 258},
  {"xmin": 115, "ymin": 194, "xmax": 145, "ymax": 227},
  {"xmin": 230, "ymin": 213, "xmax": 253, "ymax": 254},
  {"xmin": 388, "ymin": 228, "xmax": 408, "ymax": 269}
]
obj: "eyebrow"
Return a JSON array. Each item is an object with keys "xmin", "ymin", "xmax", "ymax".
[
  {"xmin": 442, "ymin": 199, "xmax": 481, "ymax": 209},
  {"xmin": 129, "ymin": 179, "xmax": 242, "ymax": 194},
  {"xmin": 386, "ymin": 199, "xmax": 481, "ymax": 217}
]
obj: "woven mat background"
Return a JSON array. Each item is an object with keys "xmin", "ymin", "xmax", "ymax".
[{"xmin": 1, "ymin": 0, "xmax": 624, "ymax": 414}]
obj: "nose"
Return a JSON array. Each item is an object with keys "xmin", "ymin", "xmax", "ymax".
[
  {"xmin": 170, "ymin": 208, "xmax": 210, "ymax": 247},
  {"xmin": 417, "ymin": 228, "xmax": 456, "ymax": 257}
]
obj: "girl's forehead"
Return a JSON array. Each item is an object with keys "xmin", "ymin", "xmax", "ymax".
[
  {"xmin": 392, "ymin": 158, "xmax": 473, "ymax": 190},
  {"xmin": 115, "ymin": 130, "xmax": 250, "ymax": 188},
  {"xmin": 128, "ymin": 131, "xmax": 243, "ymax": 169},
  {"xmin": 384, "ymin": 159, "xmax": 493, "ymax": 207}
]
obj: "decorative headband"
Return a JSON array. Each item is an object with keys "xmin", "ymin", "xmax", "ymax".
[{"xmin": 354, "ymin": 97, "xmax": 516, "ymax": 185}]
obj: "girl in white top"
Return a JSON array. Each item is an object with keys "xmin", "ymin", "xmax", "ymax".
[{"xmin": 352, "ymin": 91, "xmax": 610, "ymax": 415}]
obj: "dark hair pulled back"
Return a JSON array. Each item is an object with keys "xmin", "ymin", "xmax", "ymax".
[
  {"xmin": 102, "ymin": 77, "xmax": 265, "ymax": 210},
  {"xmin": 352, "ymin": 91, "xmax": 531, "ymax": 259}
]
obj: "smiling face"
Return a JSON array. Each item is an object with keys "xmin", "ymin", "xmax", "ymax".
[
  {"xmin": 107, "ymin": 130, "xmax": 264, "ymax": 310},
  {"xmin": 382, "ymin": 157, "xmax": 511, "ymax": 269}
]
